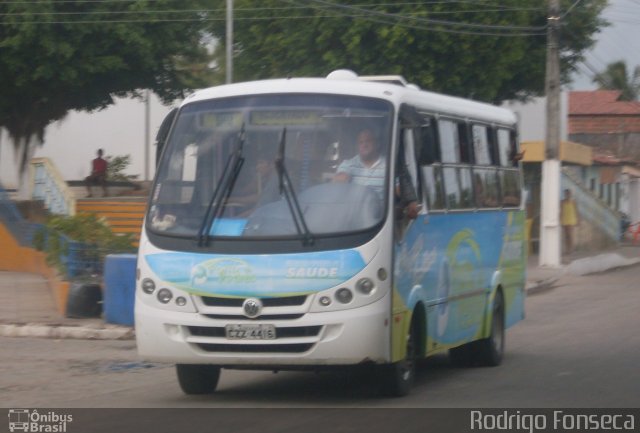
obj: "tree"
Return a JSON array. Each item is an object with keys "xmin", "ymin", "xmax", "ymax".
[
  {"xmin": 209, "ymin": 0, "xmax": 607, "ymax": 103},
  {"xmin": 106, "ymin": 154, "xmax": 137, "ymax": 182},
  {"xmin": 593, "ymin": 61, "xmax": 640, "ymax": 101},
  {"xmin": 0, "ymin": 1, "xmax": 218, "ymax": 175}
]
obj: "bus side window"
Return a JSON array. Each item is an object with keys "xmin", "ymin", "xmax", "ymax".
[
  {"xmin": 497, "ymin": 128, "xmax": 512, "ymax": 167},
  {"xmin": 458, "ymin": 123, "xmax": 472, "ymax": 164},
  {"xmin": 400, "ymin": 128, "xmax": 421, "ymax": 205},
  {"xmin": 421, "ymin": 165, "xmax": 445, "ymax": 211},
  {"xmin": 418, "ymin": 117, "xmax": 439, "ymax": 165},
  {"xmin": 443, "ymin": 166, "xmax": 473, "ymax": 210},
  {"xmin": 438, "ymin": 119, "xmax": 460, "ymax": 164},
  {"xmin": 471, "ymin": 124, "xmax": 492, "ymax": 166},
  {"xmin": 473, "ymin": 168, "xmax": 500, "ymax": 208},
  {"xmin": 500, "ymin": 169, "xmax": 521, "ymax": 207}
]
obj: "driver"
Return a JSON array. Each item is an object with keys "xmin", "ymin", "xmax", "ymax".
[{"xmin": 334, "ymin": 128, "xmax": 419, "ymax": 219}]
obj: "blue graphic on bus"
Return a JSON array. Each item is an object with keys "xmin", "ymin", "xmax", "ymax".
[
  {"xmin": 145, "ymin": 249, "xmax": 367, "ymax": 297},
  {"xmin": 395, "ymin": 211, "xmax": 525, "ymax": 346}
]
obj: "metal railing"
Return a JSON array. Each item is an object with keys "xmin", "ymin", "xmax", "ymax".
[
  {"xmin": 562, "ymin": 168, "xmax": 622, "ymax": 242},
  {"xmin": 30, "ymin": 157, "xmax": 76, "ymax": 216},
  {"xmin": 0, "ymin": 183, "xmax": 39, "ymax": 247}
]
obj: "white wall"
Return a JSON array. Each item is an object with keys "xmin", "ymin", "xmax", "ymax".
[
  {"xmin": 502, "ymin": 92, "xmax": 568, "ymax": 143},
  {"xmin": 0, "ymin": 93, "xmax": 175, "ymax": 193}
]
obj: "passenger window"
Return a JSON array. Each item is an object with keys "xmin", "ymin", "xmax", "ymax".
[
  {"xmin": 438, "ymin": 120, "xmax": 460, "ymax": 163},
  {"xmin": 472, "ymin": 125, "xmax": 492, "ymax": 166},
  {"xmin": 421, "ymin": 165, "xmax": 445, "ymax": 211},
  {"xmin": 458, "ymin": 123, "xmax": 472, "ymax": 163},
  {"xmin": 401, "ymin": 129, "xmax": 421, "ymax": 202},
  {"xmin": 418, "ymin": 118, "xmax": 440, "ymax": 164},
  {"xmin": 473, "ymin": 168, "xmax": 500, "ymax": 208},
  {"xmin": 443, "ymin": 167, "xmax": 473, "ymax": 209},
  {"xmin": 500, "ymin": 170, "xmax": 521, "ymax": 207},
  {"xmin": 497, "ymin": 128, "xmax": 517, "ymax": 167}
]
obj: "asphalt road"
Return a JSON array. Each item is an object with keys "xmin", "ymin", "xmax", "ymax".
[{"xmin": 2, "ymin": 264, "xmax": 639, "ymax": 409}]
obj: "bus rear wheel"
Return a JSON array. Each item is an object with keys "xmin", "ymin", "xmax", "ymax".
[
  {"xmin": 176, "ymin": 364, "xmax": 221, "ymax": 395},
  {"xmin": 474, "ymin": 290, "xmax": 505, "ymax": 366},
  {"xmin": 448, "ymin": 291, "xmax": 505, "ymax": 367}
]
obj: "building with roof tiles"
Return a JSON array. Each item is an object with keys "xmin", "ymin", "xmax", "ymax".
[{"xmin": 569, "ymin": 90, "xmax": 640, "ymax": 161}]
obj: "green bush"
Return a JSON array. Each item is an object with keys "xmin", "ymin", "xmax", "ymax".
[{"xmin": 34, "ymin": 213, "xmax": 136, "ymax": 277}]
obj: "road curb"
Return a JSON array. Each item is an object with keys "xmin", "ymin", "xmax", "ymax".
[
  {"xmin": 526, "ymin": 277, "xmax": 561, "ymax": 295},
  {"xmin": 566, "ymin": 254, "xmax": 640, "ymax": 276},
  {"xmin": 0, "ymin": 323, "xmax": 135, "ymax": 340}
]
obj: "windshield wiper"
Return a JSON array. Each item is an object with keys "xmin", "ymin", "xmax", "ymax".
[
  {"xmin": 275, "ymin": 128, "xmax": 314, "ymax": 246},
  {"xmin": 197, "ymin": 125, "xmax": 246, "ymax": 247}
]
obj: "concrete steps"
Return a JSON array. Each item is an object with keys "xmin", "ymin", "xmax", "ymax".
[{"xmin": 75, "ymin": 198, "xmax": 147, "ymax": 246}]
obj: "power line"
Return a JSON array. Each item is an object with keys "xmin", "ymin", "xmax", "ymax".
[
  {"xmin": 291, "ymin": 0, "xmax": 547, "ymax": 34},
  {"xmin": 0, "ymin": 0, "xmax": 547, "ymax": 36},
  {"xmin": 0, "ymin": 2, "xmax": 546, "ymax": 17},
  {"xmin": 560, "ymin": 0, "xmax": 584, "ymax": 19}
]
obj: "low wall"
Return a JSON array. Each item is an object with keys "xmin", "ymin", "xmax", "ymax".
[{"xmin": 0, "ymin": 221, "xmax": 69, "ymax": 315}]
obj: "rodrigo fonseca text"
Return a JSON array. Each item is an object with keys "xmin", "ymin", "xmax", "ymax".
[{"xmin": 470, "ymin": 410, "xmax": 635, "ymax": 433}]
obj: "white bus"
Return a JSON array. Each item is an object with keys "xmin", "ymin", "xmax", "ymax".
[{"xmin": 135, "ymin": 70, "xmax": 526, "ymax": 396}]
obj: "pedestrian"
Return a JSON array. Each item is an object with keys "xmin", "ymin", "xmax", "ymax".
[
  {"xmin": 560, "ymin": 189, "xmax": 579, "ymax": 254},
  {"xmin": 85, "ymin": 149, "xmax": 108, "ymax": 197}
]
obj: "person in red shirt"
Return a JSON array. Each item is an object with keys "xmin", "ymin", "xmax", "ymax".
[{"xmin": 85, "ymin": 149, "xmax": 108, "ymax": 197}]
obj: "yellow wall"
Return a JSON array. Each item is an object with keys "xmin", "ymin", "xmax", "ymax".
[
  {"xmin": 0, "ymin": 222, "xmax": 69, "ymax": 314},
  {"xmin": 521, "ymin": 140, "xmax": 592, "ymax": 166}
]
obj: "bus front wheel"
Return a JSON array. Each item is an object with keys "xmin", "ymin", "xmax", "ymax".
[
  {"xmin": 380, "ymin": 322, "xmax": 417, "ymax": 397},
  {"xmin": 176, "ymin": 364, "xmax": 221, "ymax": 395}
]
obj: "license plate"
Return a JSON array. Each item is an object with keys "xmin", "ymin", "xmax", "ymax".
[{"xmin": 225, "ymin": 324, "xmax": 276, "ymax": 340}]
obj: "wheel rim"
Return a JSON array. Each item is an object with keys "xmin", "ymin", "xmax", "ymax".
[{"xmin": 402, "ymin": 329, "xmax": 416, "ymax": 381}]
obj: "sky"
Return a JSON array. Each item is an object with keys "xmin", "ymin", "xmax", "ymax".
[
  {"xmin": 569, "ymin": 0, "xmax": 640, "ymax": 90},
  {"xmin": 1, "ymin": 0, "xmax": 639, "ymax": 191}
]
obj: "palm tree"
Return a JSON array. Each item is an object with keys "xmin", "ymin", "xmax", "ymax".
[{"xmin": 592, "ymin": 60, "xmax": 640, "ymax": 101}]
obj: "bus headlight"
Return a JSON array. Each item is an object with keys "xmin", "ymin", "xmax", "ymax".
[
  {"xmin": 356, "ymin": 278, "xmax": 375, "ymax": 295},
  {"xmin": 157, "ymin": 288, "xmax": 173, "ymax": 304},
  {"xmin": 319, "ymin": 296, "xmax": 332, "ymax": 307},
  {"xmin": 141, "ymin": 278, "xmax": 156, "ymax": 294},
  {"xmin": 335, "ymin": 288, "xmax": 353, "ymax": 304}
]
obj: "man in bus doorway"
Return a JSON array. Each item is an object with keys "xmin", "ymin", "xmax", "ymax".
[
  {"xmin": 334, "ymin": 128, "xmax": 419, "ymax": 219},
  {"xmin": 561, "ymin": 188, "xmax": 579, "ymax": 254}
]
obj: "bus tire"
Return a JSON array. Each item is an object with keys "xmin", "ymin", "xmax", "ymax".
[
  {"xmin": 474, "ymin": 290, "xmax": 505, "ymax": 367},
  {"xmin": 176, "ymin": 364, "xmax": 221, "ymax": 395},
  {"xmin": 380, "ymin": 320, "xmax": 417, "ymax": 397}
]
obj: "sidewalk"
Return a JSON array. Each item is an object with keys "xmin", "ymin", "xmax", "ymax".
[{"xmin": 1, "ymin": 244, "xmax": 638, "ymax": 340}]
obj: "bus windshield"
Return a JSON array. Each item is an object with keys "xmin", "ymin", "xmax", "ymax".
[{"xmin": 148, "ymin": 94, "xmax": 393, "ymax": 240}]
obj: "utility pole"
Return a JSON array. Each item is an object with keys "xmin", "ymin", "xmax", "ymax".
[
  {"xmin": 144, "ymin": 89, "xmax": 151, "ymax": 182},
  {"xmin": 539, "ymin": 0, "xmax": 562, "ymax": 267},
  {"xmin": 226, "ymin": 0, "xmax": 233, "ymax": 84}
]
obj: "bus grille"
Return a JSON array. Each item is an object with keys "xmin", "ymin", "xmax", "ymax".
[
  {"xmin": 200, "ymin": 295, "xmax": 308, "ymax": 307},
  {"xmin": 195, "ymin": 343, "xmax": 314, "ymax": 353},
  {"xmin": 187, "ymin": 325, "xmax": 322, "ymax": 339},
  {"xmin": 194, "ymin": 294, "xmax": 312, "ymax": 320}
]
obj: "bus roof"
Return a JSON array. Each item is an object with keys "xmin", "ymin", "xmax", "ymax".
[{"xmin": 184, "ymin": 72, "xmax": 517, "ymax": 127}]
